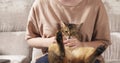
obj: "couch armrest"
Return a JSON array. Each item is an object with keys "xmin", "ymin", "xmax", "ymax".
[{"xmin": 0, "ymin": 55, "xmax": 26, "ymax": 63}]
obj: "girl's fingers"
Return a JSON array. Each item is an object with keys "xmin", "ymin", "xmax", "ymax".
[
  {"xmin": 63, "ymin": 39, "xmax": 70, "ymax": 44},
  {"xmin": 65, "ymin": 41, "xmax": 75, "ymax": 47}
]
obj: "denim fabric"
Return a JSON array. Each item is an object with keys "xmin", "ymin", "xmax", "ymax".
[
  {"xmin": 35, "ymin": 54, "xmax": 100, "ymax": 63},
  {"xmin": 36, "ymin": 54, "xmax": 49, "ymax": 63},
  {"xmin": 95, "ymin": 59, "xmax": 100, "ymax": 63}
]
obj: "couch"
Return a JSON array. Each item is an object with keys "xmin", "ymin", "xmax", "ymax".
[
  {"xmin": 0, "ymin": 0, "xmax": 120, "ymax": 63},
  {"xmin": 0, "ymin": 0, "xmax": 34, "ymax": 63},
  {"xmin": 102, "ymin": 0, "xmax": 120, "ymax": 63}
]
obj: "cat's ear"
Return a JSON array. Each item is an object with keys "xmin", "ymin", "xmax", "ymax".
[
  {"xmin": 60, "ymin": 21, "xmax": 66, "ymax": 28},
  {"xmin": 57, "ymin": 23, "xmax": 61, "ymax": 30}
]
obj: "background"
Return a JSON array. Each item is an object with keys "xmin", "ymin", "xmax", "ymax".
[{"xmin": 0, "ymin": 0, "xmax": 120, "ymax": 63}]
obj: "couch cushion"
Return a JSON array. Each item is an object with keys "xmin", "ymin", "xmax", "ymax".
[
  {"xmin": 0, "ymin": 32, "xmax": 29, "ymax": 55},
  {"xmin": 0, "ymin": 32, "xmax": 32, "ymax": 63},
  {"xmin": 103, "ymin": 32, "xmax": 120, "ymax": 62},
  {"xmin": 103, "ymin": 0, "xmax": 120, "ymax": 32},
  {"xmin": 106, "ymin": 61, "xmax": 120, "ymax": 63},
  {"xmin": 109, "ymin": 14, "xmax": 120, "ymax": 32},
  {"xmin": 31, "ymin": 48, "xmax": 43, "ymax": 63},
  {"xmin": 0, "ymin": 0, "xmax": 34, "ymax": 32}
]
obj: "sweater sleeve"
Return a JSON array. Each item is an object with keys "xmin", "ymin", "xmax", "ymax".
[
  {"xmin": 25, "ymin": 1, "xmax": 41, "ymax": 40},
  {"xmin": 92, "ymin": 1, "xmax": 111, "ymax": 48}
]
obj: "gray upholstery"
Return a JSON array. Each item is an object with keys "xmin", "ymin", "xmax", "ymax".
[
  {"xmin": 0, "ymin": 0, "xmax": 34, "ymax": 63},
  {"xmin": 0, "ymin": 32, "xmax": 28, "ymax": 55},
  {"xmin": 103, "ymin": 33, "xmax": 120, "ymax": 62},
  {"xmin": 102, "ymin": 0, "xmax": 120, "ymax": 63},
  {"xmin": 109, "ymin": 14, "xmax": 120, "ymax": 32},
  {"xmin": 0, "ymin": 59, "xmax": 10, "ymax": 63}
]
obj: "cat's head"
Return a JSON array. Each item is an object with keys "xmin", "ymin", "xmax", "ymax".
[{"xmin": 60, "ymin": 23, "xmax": 79, "ymax": 37}]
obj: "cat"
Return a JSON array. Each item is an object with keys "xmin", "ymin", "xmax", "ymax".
[{"xmin": 48, "ymin": 23, "xmax": 106, "ymax": 63}]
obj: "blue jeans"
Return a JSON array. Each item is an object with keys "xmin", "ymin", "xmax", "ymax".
[
  {"xmin": 94, "ymin": 59, "xmax": 100, "ymax": 63},
  {"xmin": 35, "ymin": 54, "xmax": 100, "ymax": 63},
  {"xmin": 36, "ymin": 54, "xmax": 49, "ymax": 63}
]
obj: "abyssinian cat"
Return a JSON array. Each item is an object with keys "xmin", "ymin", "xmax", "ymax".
[{"xmin": 48, "ymin": 23, "xmax": 106, "ymax": 63}]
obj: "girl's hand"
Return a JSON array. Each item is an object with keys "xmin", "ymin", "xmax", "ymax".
[{"xmin": 63, "ymin": 38, "xmax": 83, "ymax": 48}]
